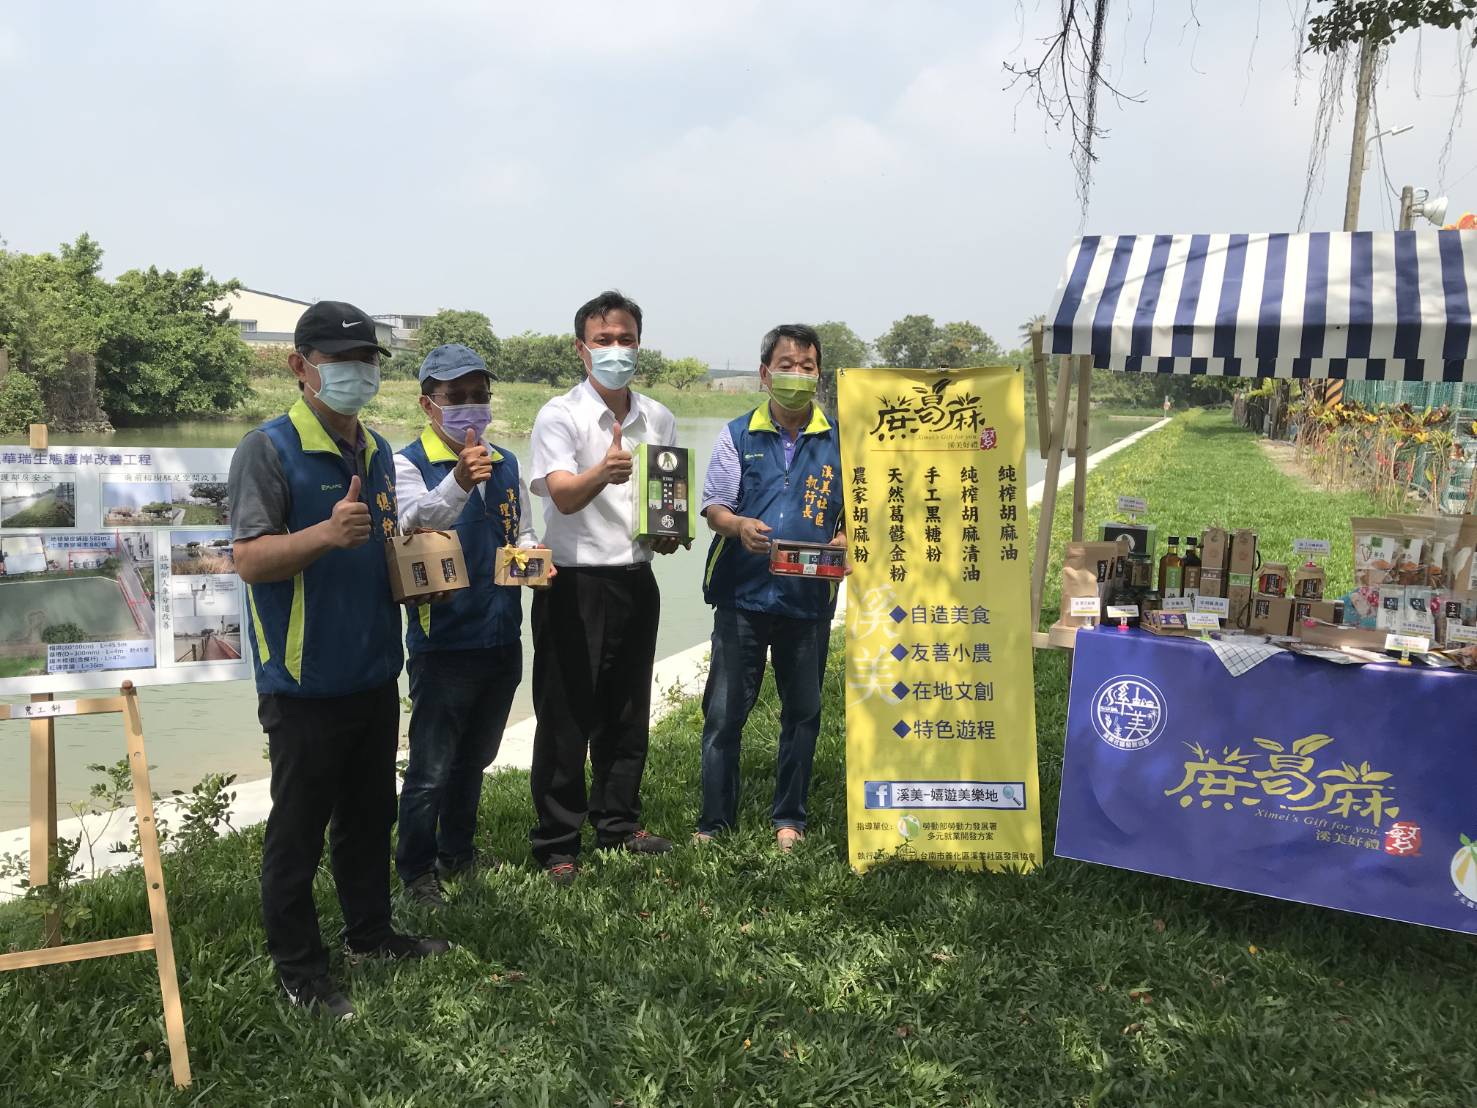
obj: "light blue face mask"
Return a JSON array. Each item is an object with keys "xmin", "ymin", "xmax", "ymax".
[
  {"xmin": 311, "ymin": 359, "xmax": 381, "ymax": 415},
  {"xmin": 587, "ymin": 344, "xmax": 638, "ymax": 390}
]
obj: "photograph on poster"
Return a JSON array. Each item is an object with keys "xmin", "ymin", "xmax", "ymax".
[
  {"xmin": 101, "ymin": 480, "xmax": 230, "ymax": 526},
  {"xmin": 0, "ymin": 477, "xmax": 77, "ymax": 527},
  {"xmin": 0, "ymin": 531, "xmax": 156, "ymax": 678},
  {"xmin": 170, "ymin": 529, "xmax": 235, "ymax": 574},
  {"xmin": 169, "ymin": 574, "xmax": 242, "ymax": 663}
]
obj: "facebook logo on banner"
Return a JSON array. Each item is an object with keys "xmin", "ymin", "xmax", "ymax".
[{"xmin": 864, "ymin": 780, "xmax": 1027, "ymax": 810}]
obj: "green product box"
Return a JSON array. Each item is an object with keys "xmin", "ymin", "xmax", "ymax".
[{"xmin": 632, "ymin": 443, "xmax": 696, "ymax": 542}]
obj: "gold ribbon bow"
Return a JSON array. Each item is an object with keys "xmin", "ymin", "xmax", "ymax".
[{"xmin": 504, "ymin": 546, "xmax": 532, "ymax": 569}]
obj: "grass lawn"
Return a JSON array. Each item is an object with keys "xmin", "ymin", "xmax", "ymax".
[
  {"xmin": 0, "ymin": 576, "xmax": 139, "ymax": 640},
  {"xmin": 234, "ymin": 378, "xmax": 767, "ymax": 438},
  {"xmin": 2, "ymin": 492, "xmax": 75, "ymax": 528},
  {"xmin": 3, "ymin": 412, "xmax": 1475, "ymax": 1106}
]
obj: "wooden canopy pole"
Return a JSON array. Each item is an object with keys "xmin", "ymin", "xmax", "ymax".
[{"xmin": 1071, "ymin": 355, "xmax": 1092, "ymax": 542}]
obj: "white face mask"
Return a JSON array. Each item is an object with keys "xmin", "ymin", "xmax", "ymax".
[{"xmin": 587, "ymin": 344, "xmax": 638, "ymax": 390}]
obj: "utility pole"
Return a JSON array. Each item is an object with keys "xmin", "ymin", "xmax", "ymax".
[
  {"xmin": 1398, "ymin": 185, "xmax": 1415, "ymax": 230},
  {"xmin": 1343, "ymin": 35, "xmax": 1379, "ymax": 232}
]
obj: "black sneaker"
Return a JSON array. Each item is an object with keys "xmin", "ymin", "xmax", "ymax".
[
  {"xmin": 404, "ymin": 871, "xmax": 446, "ymax": 909},
  {"xmin": 545, "ymin": 860, "xmax": 579, "ymax": 886},
  {"xmin": 282, "ymin": 974, "xmax": 355, "ymax": 1020},
  {"xmin": 606, "ymin": 830, "xmax": 673, "ymax": 855},
  {"xmin": 345, "ymin": 932, "xmax": 452, "ymax": 965}
]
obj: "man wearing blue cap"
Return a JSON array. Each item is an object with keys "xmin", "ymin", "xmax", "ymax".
[{"xmin": 393, "ymin": 343, "xmax": 545, "ymax": 908}]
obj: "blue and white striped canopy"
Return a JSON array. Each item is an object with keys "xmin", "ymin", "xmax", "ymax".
[{"xmin": 1045, "ymin": 232, "xmax": 1476, "ymax": 380}]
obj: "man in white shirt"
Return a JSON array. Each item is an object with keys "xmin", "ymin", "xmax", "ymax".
[
  {"xmin": 526, "ymin": 290, "xmax": 680, "ymax": 884},
  {"xmin": 394, "ymin": 343, "xmax": 543, "ymax": 908}
]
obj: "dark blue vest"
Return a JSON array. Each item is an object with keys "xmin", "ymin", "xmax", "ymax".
[
  {"xmin": 702, "ymin": 403, "xmax": 842, "ymax": 620},
  {"xmin": 398, "ymin": 426, "xmax": 525, "ymax": 655},
  {"xmin": 244, "ymin": 399, "xmax": 403, "ymax": 698}
]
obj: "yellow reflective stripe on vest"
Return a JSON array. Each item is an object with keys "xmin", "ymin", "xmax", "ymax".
[
  {"xmin": 246, "ymin": 585, "xmax": 271, "ymax": 663},
  {"xmin": 705, "ymin": 536, "xmax": 727, "ymax": 590},
  {"xmin": 417, "ymin": 602, "xmax": 431, "ymax": 638},
  {"xmin": 285, "ymin": 572, "xmax": 306, "ymax": 684}
]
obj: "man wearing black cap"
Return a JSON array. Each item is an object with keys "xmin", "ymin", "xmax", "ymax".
[{"xmin": 228, "ymin": 300, "xmax": 449, "ymax": 1020}]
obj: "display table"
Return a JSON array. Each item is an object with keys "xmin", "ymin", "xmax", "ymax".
[{"xmin": 1056, "ymin": 627, "xmax": 1477, "ymax": 933}]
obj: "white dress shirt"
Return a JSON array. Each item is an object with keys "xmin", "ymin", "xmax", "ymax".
[
  {"xmin": 528, "ymin": 378, "xmax": 678, "ymax": 567},
  {"xmin": 394, "ymin": 428, "xmax": 537, "ymax": 546}
]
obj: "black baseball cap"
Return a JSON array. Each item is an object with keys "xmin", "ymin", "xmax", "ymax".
[{"xmin": 294, "ymin": 300, "xmax": 392, "ymax": 357}]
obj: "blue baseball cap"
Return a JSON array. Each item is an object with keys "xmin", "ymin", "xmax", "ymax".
[{"xmin": 418, "ymin": 343, "xmax": 492, "ymax": 383}]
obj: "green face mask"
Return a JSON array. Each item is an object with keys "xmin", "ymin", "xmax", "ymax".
[{"xmin": 769, "ymin": 371, "xmax": 817, "ymax": 412}]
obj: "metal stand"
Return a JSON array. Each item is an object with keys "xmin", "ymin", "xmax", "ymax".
[{"xmin": 0, "ymin": 682, "xmax": 192, "ymax": 1087}]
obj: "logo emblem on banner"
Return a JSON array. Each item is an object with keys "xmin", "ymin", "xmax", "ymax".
[
  {"xmin": 1091, "ymin": 676, "xmax": 1167, "ymax": 750},
  {"xmin": 1453, "ymin": 837, "xmax": 1477, "ymax": 908}
]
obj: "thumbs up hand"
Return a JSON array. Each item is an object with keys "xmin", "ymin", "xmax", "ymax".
[
  {"xmin": 326, "ymin": 474, "xmax": 372, "ymax": 548},
  {"xmin": 453, "ymin": 425, "xmax": 494, "ymax": 491},
  {"xmin": 602, "ymin": 420, "xmax": 633, "ymax": 486}
]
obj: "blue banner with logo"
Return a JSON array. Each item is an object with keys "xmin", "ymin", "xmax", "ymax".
[{"xmin": 1056, "ymin": 628, "xmax": 1477, "ymax": 934}]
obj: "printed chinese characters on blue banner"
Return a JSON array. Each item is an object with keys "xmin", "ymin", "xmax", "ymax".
[{"xmin": 1056, "ymin": 627, "xmax": 1477, "ymax": 934}]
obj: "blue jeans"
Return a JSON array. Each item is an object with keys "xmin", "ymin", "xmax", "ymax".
[
  {"xmin": 698, "ymin": 607, "xmax": 831, "ymax": 835},
  {"xmin": 396, "ymin": 644, "xmax": 521, "ymax": 883}
]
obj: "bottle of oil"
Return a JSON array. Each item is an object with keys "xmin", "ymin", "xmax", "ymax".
[
  {"xmin": 1158, "ymin": 536, "xmax": 1183, "ymax": 598},
  {"xmin": 1182, "ymin": 537, "xmax": 1202, "ymax": 596}
]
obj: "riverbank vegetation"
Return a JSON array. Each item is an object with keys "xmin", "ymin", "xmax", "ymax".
[{"xmin": 4, "ymin": 413, "xmax": 1473, "ymax": 1106}]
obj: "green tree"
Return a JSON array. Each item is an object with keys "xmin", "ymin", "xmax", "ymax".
[
  {"xmin": 874, "ymin": 314, "xmax": 939, "ymax": 368},
  {"xmin": 41, "ymin": 622, "xmax": 86, "ymax": 644},
  {"xmin": 929, "ymin": 321, "xmax": 1002, "ymax": 368},
  {"xmin": 1019, "ymin": 314, "xmax": 1047, "ymax": 346},
  {"xmin": 189, "ymin": 482, "xmax": 229, "ymax": 507},
  {"xmin": 0, "ymin": 368, "xmax": 45, "ymax": 432},
  {"xmin": 647, "ymin": 355, "xmax": 707, "ymax": 390},
  {"xmin": 813, "ymin": 321, "xmax": 869, "ymax": 373},
  {"xmin": 94, "ymin": 266, "xmax": 252, "ymax": 423},
  {"xmin": 498, "ymin": 332, "xmax": 584, "ymax": 387},
  {"xmin": 1307, "ymin": 0, "xmax": 1476, "ymax": 50},
  {"xmin": 414, "ymin": 309, "xmax": 501, "ymax": 369}
]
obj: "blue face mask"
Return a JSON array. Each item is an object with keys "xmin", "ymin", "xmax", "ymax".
[
  {"xmin": 311, "ymin": 359, "xmax": 380, "ymax": 415},
  {"xmin": 587, "ymin": 344, "xmax": 638, "ymax": 390}
]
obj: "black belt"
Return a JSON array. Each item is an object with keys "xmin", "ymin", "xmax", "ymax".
[{"xmin": 558, "ymin": 562, "xmax": 654, "ymax": 575}]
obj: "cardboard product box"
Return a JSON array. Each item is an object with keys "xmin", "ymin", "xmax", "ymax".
[
  {"xmin": 632, "ymin": 444, "xmax": 697, "ymax": 543},
  {"xmin": 1298, "ymin": 621, "xmax": 1389, "ymax": 651},
  {"xmin": 1377, "ymin": 588, "xmax": 1406, "ymax": 632},
  {"xmin": 1227, "ymin": 528, "xmax": 1259, "ymax": 628},
  {"xmin": 1440, "ymin": 595, "xmax": 1476, "ymax": 645},
  {"xmin": 1399, "ymin": 586, "xmax": 1439, "ymax": 639},
  {"xmin": 1248, "ymin": 593, "xmax": 1294, "ymax": 637},
  {"xmin": 1293, "ymin": 599, "xmax": 1344, "ymax": 628},
  {"xmin": 770, "ymin": 539, "xmax": 847, "ymax": 580},
  {"xmin": 1292, "ymin": 561, "xmax": 1326, "ymax": 600},
  {"xmin": 494, "ymin": 545, "xmax": 554, "ymax": 587},
  {"xmin": 1101, "ymin": 521, "xmax": 1157, "ymax": 564},
  {"xmin": 1051, "ymin": 537, "xmax": 1131, "ymax": 644},
  {"xmin": 386, "ymin": 531, "xmax": 470, "ymax": 604},
  {"xmin": 1141, "ymin": 610, "xmax": 1190, "ymax": 637},
  {"xmin": 1199, "ymin": 527, "xmax": 1230, "ymax": 596}
]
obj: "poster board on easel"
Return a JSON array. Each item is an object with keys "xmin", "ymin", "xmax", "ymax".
[{"xmin": 0, "ymin": 436, "xmax": 252, "ymax": 1088}]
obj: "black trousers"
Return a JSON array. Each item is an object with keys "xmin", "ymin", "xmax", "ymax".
[
  {"xmin": 530, "ymin": 563, "xmax": 659, "ymax": 865},
  {"xmin": 258, "ymin": 680, "xmax": 399, "ymax": 985}
]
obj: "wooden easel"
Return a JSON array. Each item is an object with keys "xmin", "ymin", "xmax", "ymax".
[
  {"xmin": 1028, "ymin": 326, "xmax": 1093, "ymax": 649},
  {"xmin": 0, "ymin": 685, "xmax": 192, "ymax": 1087}
]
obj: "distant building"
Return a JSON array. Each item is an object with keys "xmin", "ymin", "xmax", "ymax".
[
  {"xmin": 216, "ymin": 288, "xmax": 396, "ymax": 351},
  {"xmin": 372, "ymin": 313, "xmax": 434, "ymax": 353},
  {"xmin": 711, "ymin": 374, "xmax": 761, "ymax": 392}
]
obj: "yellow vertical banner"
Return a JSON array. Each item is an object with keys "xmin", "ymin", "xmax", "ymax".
[{"xmin": 837, "ymin": 366, "xmax": 1042, "ymax": 873}]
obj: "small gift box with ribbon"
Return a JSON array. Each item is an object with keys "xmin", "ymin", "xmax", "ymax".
[
  {"xmin": 386, "ymin": 530, "xmax": 470, "ymax": 604},
  {"xmin": 495, "ymin": 545, "xmax": 553, "ymax": 587}
]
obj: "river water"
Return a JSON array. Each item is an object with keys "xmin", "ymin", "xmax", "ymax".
[{"xmin": 1, "ymin": 406, "xmax": 1155, "ymax": 827}]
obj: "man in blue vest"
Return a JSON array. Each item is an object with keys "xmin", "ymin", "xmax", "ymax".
[
  {"xmin": 228, "ymin": 300, "xmax": 449, "ymax": 1021},
  {"xmin": 696, "ymin": 324, "xmax": 846, "ymax": 851},
  {"xmin": 393, "ymin": 343, "xmax": 546, "ymax": 909}
]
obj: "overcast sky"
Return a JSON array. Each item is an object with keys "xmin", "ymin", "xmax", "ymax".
[{"xmin": 2, "ymin": 2, "xmax": 1474, "ymax": 369}]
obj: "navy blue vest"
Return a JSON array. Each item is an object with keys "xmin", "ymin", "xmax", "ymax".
[
  {"xmin": 702, "ymin": 403, "xmax": 842, "ymax": 620},
  {"xmin": 244, "ymin": 399, "xmax": 403, "ymax": 698},
  {"xmin": 398, "ymin": 426, "xmax": 525, "ymax": 655}
]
